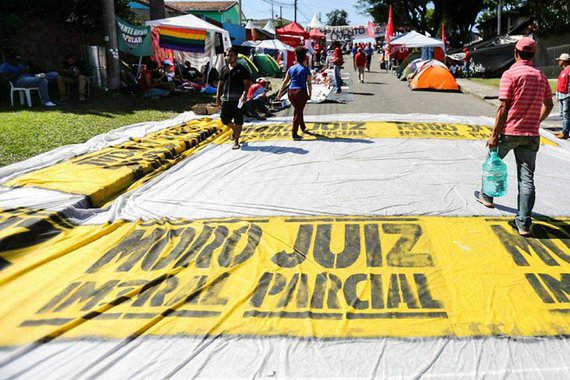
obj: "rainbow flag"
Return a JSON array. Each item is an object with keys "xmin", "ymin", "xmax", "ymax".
[{"xmin": 158, "ymin": 26, "xmax": 206, "ymax": 53}]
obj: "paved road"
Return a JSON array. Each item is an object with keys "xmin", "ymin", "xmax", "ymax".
[{"xmin": 277, "ymin": 68, "xmax": 497, "ymax": 117}]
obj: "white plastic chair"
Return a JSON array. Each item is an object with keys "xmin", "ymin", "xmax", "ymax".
[{"xmin": 9, "ymin": 81, "xmax": 40, "ymax": 107}]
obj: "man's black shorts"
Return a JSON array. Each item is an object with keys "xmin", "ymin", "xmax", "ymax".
[{"xmin": 220, "ymin": 101, "xmax": 244, "ymax": 125}]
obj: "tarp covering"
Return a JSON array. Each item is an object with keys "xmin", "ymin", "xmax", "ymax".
[{"xmin": 1, "ymin": 113, "xmax": 570, "ymax": 378}]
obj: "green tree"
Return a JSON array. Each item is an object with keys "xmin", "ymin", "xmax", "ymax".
[
  {"xmin": 356, "ymin": 0, "xmax": 485, "ymax": 47},
  {"xmin": 326, "ymin": 9, "xmax": 349, "ymax": 26},
  {"xmin": 482, "ymin": 0, "xmax": 570, "ymax": 35}
]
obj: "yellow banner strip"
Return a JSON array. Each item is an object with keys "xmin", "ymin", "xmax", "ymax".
[
  {"xmin": 1, "ymin": 211, "xmax": 569, "ymax": 345},
  {"xmin": 231, "ymin": 121, "xmax": 557, "ymax": 146},
  {"xmin": 4, "ymin": 118, "xmax": 224, "ymax": 207}
]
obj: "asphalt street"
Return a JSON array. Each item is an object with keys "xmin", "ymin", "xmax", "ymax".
[{"xmin": 277, "ymin": 66, "xmax": 497, "ymax": 117}]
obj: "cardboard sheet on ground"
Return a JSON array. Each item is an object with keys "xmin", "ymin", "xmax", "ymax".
[{"xmin": 1, "ymin": 113, "xmax": 570, "ymax": 378}]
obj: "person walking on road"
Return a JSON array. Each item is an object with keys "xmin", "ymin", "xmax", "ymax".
[
  {"xmin": 475, "ymin": 37, "xmax": 553, "ymax": 237},
  {"xmin": 332, "ymin": 41, "xmax": 344, "ymax": 94},
  {"xmin": 555, "ymin": 53, "xmax": 570, "ymax": 139},
  {"xmin": 463, "ymin": 47, "xmax": 472, "ymax": 78},
  {"xmin": 216, "ymin": 47, "xmax": 251, "ymax": 150},
  {"xmin": 365, "ymin": 42, "xmax": 374, "ymax": 72},
  {"xmin": 277, "ymin": 46, "xmax": 312, "ymax": 140},
  {"xmin": 355, "ymin": 48, "xmax": 366, "ymax": 83},
  {"xmin": 351, "ymin": 43, "xmax": 357, "ymax": 71}
]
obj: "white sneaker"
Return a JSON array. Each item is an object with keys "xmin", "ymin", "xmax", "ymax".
[{"xmin": 44, "ymin": 101, "xmax": 57, "ymax": 107}]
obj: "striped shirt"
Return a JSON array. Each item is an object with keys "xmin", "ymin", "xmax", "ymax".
[{"xmin": 499, "ymin": 60, "xmax": 552, "ymax": 136}]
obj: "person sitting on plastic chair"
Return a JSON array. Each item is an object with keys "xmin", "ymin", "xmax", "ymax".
[
  {"xmin": 0, "ymin": 51, "xmax": 57, "ymax": 107},
  {"xmin": 57, "ymin": 55, "xmax": 89, "ymax": 102}
]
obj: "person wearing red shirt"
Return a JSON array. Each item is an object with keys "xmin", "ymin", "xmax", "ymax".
[
  {"xmin": 555, "ymin": 53, "xmax": 570, "ymax": 139},
  {"xmin": 332, "ymin": 41, "xmax": 344, "ymax": 94},
  {"xmin": 463, "ymin": 47, "xmax": 472, "ymax": 78},
  {"xmin": 354, "ymin": 48, "xmax": 366, "ymax": 83},
  {"xmin": 476, "ymin": 37, "xmax": 553, "ymax": 237}
]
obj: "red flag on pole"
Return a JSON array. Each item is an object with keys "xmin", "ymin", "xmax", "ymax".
[
  {"xmin": 441, "ymin": 23, "xmax": 447, "ymax": 52},
  {"xmin": 385, "ymin": 4, "xmax": 394, "ymax": 44},
  {"xmin": 367, "ymin": 21, "xmax": 377, "ymax": 39}
]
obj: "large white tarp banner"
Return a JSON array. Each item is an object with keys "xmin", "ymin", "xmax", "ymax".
[{"xmin": 1, "ymin": 113, "xmax": 570, "ymax": 378}]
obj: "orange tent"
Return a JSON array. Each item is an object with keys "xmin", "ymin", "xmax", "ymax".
[{"xmin": 410, "ymin": 65, "xmax": 460, "ymax": 92}]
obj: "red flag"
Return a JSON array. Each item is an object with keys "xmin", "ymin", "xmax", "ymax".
[
  {"xmin": 441, "ymin": 23, "xmax": 447, "ymax": 52},
  {"xmin": 385, "ymin": 4, "xmax": 394, "ymax": 44},
  {"xmin": 367, "ymin": 21, "xmax": 377, "ymax": 39}
]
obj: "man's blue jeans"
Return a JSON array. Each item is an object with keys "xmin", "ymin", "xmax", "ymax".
[
  {"xmin": 481, "ymin": 135, "xmax": 540, "ymax": 230},
  {"xmin": 560, "ymin": 98, "xmax": 570, "ymax": 136},
  {"xmin": 144, "ymin": 88, "xmax": 170, "ymax": 98},
  {"xmin": 334, "ymin": 65, "xmax": 342, "ymax": 92},
  {"xmin": 14, "ymin": 76, "xmax": 51, "ymax": 103}
]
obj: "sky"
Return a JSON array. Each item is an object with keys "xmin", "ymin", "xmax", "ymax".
[{"xmin": 240, "ymin": 0, "xmax": 372, "ymax": 26}]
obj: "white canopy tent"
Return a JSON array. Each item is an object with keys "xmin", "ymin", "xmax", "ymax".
[
  {"xmin": 245, "ymin": 20, "xmax": 256, "ymax": 29},
  {"xmin": 146, "ymin": 14, "xmax": 231, "ymax": 73},
  {"xmin": 308, "ymin": 14, "xmax": 324, "ymax": 29},
  {"xmin": 262, "ymin": 20, "xmax": 276, "ymax": 35},
  {"xmin": 389, "ymin": 30, "xmax": 444, "ymax": 49},
  {"xmin": 255, "ymin": 39, "xmax": 294, "ymax": 52}
]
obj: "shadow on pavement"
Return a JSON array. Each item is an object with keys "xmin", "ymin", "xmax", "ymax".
[{"xmin": 241, "ymin": 143, "xmax": 309, "ymax": 155}]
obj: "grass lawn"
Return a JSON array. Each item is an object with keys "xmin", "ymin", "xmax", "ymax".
[
  {"xmin": 0, "ymin": 88, "xmax": 214, "ymax": 167},
  {"xmin": 470, "ymin": 77, "xmax": 558, "ymax": 92}
]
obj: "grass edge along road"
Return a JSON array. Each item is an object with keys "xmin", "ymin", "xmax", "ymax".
[
  {"xmin": 0, "ymin": 90, "xmax": 214, "ymax": 167},
  {"xmin": 471, "ymin": 78, "xmax": 558, "ymax": 92}
]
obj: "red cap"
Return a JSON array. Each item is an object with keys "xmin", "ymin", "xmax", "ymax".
[{"xmin": 515, "ymin": 37, "xmax": 536, "ymax": 53}]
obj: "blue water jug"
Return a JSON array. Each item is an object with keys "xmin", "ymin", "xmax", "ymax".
[{"xmin": 482, "ymin": 150, "xmax": 508, "ymax": 197}]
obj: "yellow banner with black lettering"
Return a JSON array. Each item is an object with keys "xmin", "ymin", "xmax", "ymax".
[
  {"xmin": 1, "ymin": 209, "xmax": 570, "ymax": 346},
  {"xmin": 3, "ymin": 118, "xmax": 225, "ymax": 207},
  {"xmin": 235, "ymin": 121, "xmax": 557, "ymax": 145}
]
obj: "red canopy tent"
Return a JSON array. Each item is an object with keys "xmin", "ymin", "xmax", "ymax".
[
  {"xmin": 309, "ymin": 28, "xmax": 325, "ymax": 40},
  {"xmin": 276, "ymin": 22, "xmax": 309, "ymax": 38}
]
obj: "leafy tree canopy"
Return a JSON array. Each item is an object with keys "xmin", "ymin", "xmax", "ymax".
[{"xmin": 326, "ymin": 9, "xmax": 349, "ymax": 26}]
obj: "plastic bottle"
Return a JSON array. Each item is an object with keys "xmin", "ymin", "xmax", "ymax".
[{"xmin": 482, "ymin": 150, "xmax": 508, "ymax": 197}]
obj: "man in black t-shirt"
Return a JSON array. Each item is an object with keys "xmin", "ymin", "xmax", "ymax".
[
  {"xmin": 182, "ymin": 60, "xmax": 204, "ymax": 83},
  {"xmin": 216, "ymin": 47, "xmax": 251, "ymax": 150}
]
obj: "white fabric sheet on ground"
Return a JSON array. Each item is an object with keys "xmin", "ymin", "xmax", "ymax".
[
  {"xmin": 97, "ymin": 138, "xmax": 570, "ymax": 223},
  {"xmin": 2, "ymin": 336, "xmax": 570, "ymax": 379}
]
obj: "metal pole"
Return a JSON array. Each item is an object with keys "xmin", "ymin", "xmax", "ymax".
[
  {"xmin": 271, "ymin": 2, "xmax": 274, "ymax": 21},
  {"xmin": 497, "ymin": 0, "xmax": 502, "ymax": 35},
  {"xmin": 239, "ymin": 0, "xmax": 242, "ymax": 25},
  {"xmin": 280, "ymin": 6, "xmax": 282, "ymax": 22},
  {"xmin": 102, "ymin": 0, "xmax": 120, "ymax": 90},
  {"xmin": 294, "ymin": 0, "xmax": 297, "ymax": 23}
]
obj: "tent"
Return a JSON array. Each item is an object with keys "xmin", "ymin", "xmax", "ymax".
[
  {"xmin": 256, "ymin": 39, "xmax": 294, "ymax": 52},
  {"xmin": 390, "ymin": 31, "xmax": 445, "ymax": 62},
  {"xmin": 262, "ymin": 20, "xmax": 276, "ymax": 35},
  {"xmin": 308, "ymin": 14, "xmax": 324, "ymax": 29},
  {"xmin": 276, "ymin": 22, "xmax": 309, "ymax": 39},
  {"xmin": 309, "ymin": 29, "xmax": 325, "ymax": 40},
  {"xmin": 253, "ymin": 54, "xmax": 282, "ymax": 77},
  {"xmin": 146, "ymin": 14, "xmax": 231, "ymax": 73},
  {"xmin": 410, "ymin": 62, "xmax": 460, "ymax": 91},
  {"xmin": 389, "ymin": 30, "xmax": 444, "ymax": 49},
  {"xmin": 237, "ymin": 53, "xmax": 260, "ymax": 80}
]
